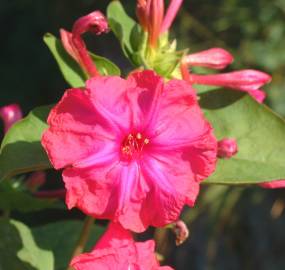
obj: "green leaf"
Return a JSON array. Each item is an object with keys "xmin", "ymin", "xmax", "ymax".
[
  {"xmin": 0, "ymin": 181, "xmax": 57, "ymax": 212},
  {"xmin": 107, "ymin": 1, "xmax": 142, "ymax": 63},
  {"xmin": 0, "ymin": 105, "xmax": 52, "ymax": 181},
  {"xmin": 44, "ymin": 33, "xmax": 121, "ymax": 87},
  {"xmin": 0, "ymin": 219, "xmax": 54, "ymax": 270},
  {"xmin": 32, "ymin": 220, "xmax": 105, "ymax": 270},
  {"xmin": 200, "ymin": 89, "xmax": 285, "ymax": 184}
]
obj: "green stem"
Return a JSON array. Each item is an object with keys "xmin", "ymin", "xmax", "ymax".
[{"xmin": 66, "ymin": 216, "xmax": 94, "ymax": 270}]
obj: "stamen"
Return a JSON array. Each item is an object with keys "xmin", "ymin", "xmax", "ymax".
[{"xmin": 121, "ymin": 132, "xmax": 149, "ymax": 160}]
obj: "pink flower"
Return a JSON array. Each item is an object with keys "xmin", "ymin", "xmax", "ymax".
[
  {"xmin": 0, "ymin": 104, "xmax": 23, "ymax": 133},
  {"xmin": 42, "ymin": 70, "xmax": 217, "ymax": 232},
  {"xmin": 60, "ymin": 11, "xmax": 109, "ymax": 77},
  {"xmin": 183, "ymin": 48, "xmax": 234, "ymax": 70},
  {"xmin": 217, "ymin": 138, "xmax": 238, "ymax": 159},
  {"xmin": 259, "ymin": 180, "xmax": 285, "ymax": 189},
  {"xmin": 71, "ymin": 222, "xmax": 173, "ymax": 270}
]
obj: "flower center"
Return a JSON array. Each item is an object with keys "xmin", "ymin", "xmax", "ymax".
[{"xmin": 121, "ymin": 132, "xmax": 149, "ymax": 160}]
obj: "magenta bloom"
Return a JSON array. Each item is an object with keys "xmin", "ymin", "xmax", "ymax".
[
  {"xmin": 42, "ymin": 70, "xmax": 217, "ymax": 232},
  {"xmin": 71, "ymin": 222, "xmax": 173, "ymax": 270}
]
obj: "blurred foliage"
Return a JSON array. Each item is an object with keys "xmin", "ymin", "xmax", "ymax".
[
  {"xmin": 1, "ymin": 0, "xmax": 285, "ymax": 270},
  {"xmin": 174, "ymin": 0, "xmax": 285, "ymax": 115}
]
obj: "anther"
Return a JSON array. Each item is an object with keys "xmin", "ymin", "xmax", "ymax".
[{"xmin": 121, "ymin": 132, "xmax": 150, "ymax": 160}]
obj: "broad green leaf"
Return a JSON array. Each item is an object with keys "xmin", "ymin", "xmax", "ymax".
[
  {"xmin": 0, "ymin": 105, "xmax": 52, "ymax": 181},
  {"xmin": 0, "ymin": 181, "xmax": 57, "ymax": 212},
  {"xmin": 32, "ymin": 220, "xmax": 105, "ymax": 270},
  {"xmin": 44, "ymin": 33, "xmax": 121, "ymax": 87},
  {"xmin": 0, "ymin": 219, "xmax": 54, "ymax": 270},
  {"xmin": 0, "ymin": 190, "xmax": 59, "ymax": 212},
  {"xmin": 107, "ymin": 1, "xmax": 143, "ymax": 63},
  {"xmin": 200, "ymin": 89, "xmax": 285, "ymax": 184}
]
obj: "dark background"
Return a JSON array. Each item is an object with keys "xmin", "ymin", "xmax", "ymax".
[{"xmin": 1, "ymin": 0, "xmax": 285, "ymax": 269}]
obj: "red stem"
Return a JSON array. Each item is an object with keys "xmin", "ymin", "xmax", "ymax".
[{"xmin": 34, "ymin": 189, "xmax": 66, "ymax": 199}]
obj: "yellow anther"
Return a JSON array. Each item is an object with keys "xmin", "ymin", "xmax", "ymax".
[
  {"xmin": 144, "ymin": 138, "xmax": 149, "ymax": 144},
  {"xmin": 136, "ymin": 133, "xmax": 142, "ymax": 140}
]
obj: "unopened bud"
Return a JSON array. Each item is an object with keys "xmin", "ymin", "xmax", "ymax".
[
  {"xmin": 61, "ymin": 11, "xmax": 109, "ymax": 78},
  {"xmin": 72, "ymin": 11, "xmax": 109, "ymax": 36},
  {"xmin": 260, "ymin": 180, "xmax": 285, "ymax": 189},
  {"xmin": 248, "ymin": 89, "xmax": 266, "ymax": 103},
  {"xmin": 172, "ymin": 220, "xmax": 189, "ymax": 245},
  {"xmin": 136, "ymin": 0, "xmax": 148, "ymax": 31},
  {"xmin": 189, "ymin": 70, "xmax": 271, "ymax": 102},
  {"xmin": 161, "ymin": 0, "xmax": 184, "ymax": 33},
  {"xmin": 60, "ymin": 29, "xmax": 80, "ymax": 63},
  {"xmin": 184, "ymin": 48, "xmax": 234, "ymax": 70},
  {"xmin": 217, "ymin": 138, "xmax": 238, "ymax": 159},
  {"xmin": 148, "ymin": 0, "xmax": 164, "ymax": 47},
  {"xmin": 0, "ymin": 104, "xmax": 23, "ymax": 133},
  {"xmin": 189, "ymin": 70, "xmax": 271, "ymax": 91}
]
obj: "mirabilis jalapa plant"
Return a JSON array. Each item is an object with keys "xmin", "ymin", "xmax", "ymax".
[{"xmin": 1, "ymin": 0, "xmax": 285, "ymax": 269}]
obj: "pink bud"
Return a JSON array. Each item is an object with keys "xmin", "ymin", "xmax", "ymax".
[
  {"xmin": 189, "ymin": 70, "xmax": 271, "ymax": 102},
  {"xmin": 248, "ymin": 89, "xmax": 266, "ymax": 103},
  {"xmin": 172, "ymin": 220, "xmax": 189, "ymax": 246},
  {"xmin": 61, "ymin": 11, "xmax": 109, "ymax": 78},
  {"xmin": 161, "ymin": 0, "xmax": 184, "ymax": 33},
  {"xmin": 136, "ymin": 0, "xmax": 148, "ymax": 31},
  {"xmin": 60, "ymin": 29, "xmax": 80, "ymax": 63},
  {"xmin": 148, "ymin": 0, "xmax": 164, "ymax": 47},
  {"xmin": 217, "ymin": 138, "xmax": 238, "ymax": 159},
  {"xmin": 189, "ymin": 70, "xmax": 271, "ymax": 91},
  {"xmin": 72, "ymin": 11, "xmax": 109, "ymax": 36},
  {"xmin": 0, "ymin": 104, "xmax": 23, "ymax": 133},
  {"xmin": 184, "ymin": 48, "xmax": 234, "ymax": 70},
  {"xmin": 260, "ymin": 180, "xmax": 285, "ymax": 189}
]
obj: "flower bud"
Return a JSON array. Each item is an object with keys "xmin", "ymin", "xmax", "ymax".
[
  {"xmin": 260, "ymin": 180, "xmax": 285, "ymax": 189},
  {"xmin": 136, "ymin": 0, "xmax": 148, "ymax": 31},
  {"xmin": 189, "ymin": 70, "xmax": 271, "ymax": 102},
  {"xmin": 248, "ymin": 89, "xmax": 266, "ymax": 103},
  {"xmin": 189, "ymin": 70, "xmax": 271, "ymax": 91},
  {"xmin": 0, "ymin": 104, "xmax": 23, "ymax": 133},
  {"xmin": 72, "ymin": 11, "xmax": 109, "ymax": 36},
  {"xmin": 172, "ymin": 220, "xmax": 189, "ymax": 245},
  {"xmin": 217, "ymin": 138, "xmax": 238, "ymax": 159},
  {"xmin": 148, "ymin": 0, "xmax": 164, "ymax": 47},
  {"xmin": 161, "ymin": 0, "xmax": 184, "ymax": 33},
  {"xmin": 60, "ymin": 29, "xmax": 80, "ymax": 63},
  {"xmin": 184, "ymin": 48, "xmax": 234, "ymax": 70},
  {"xmin": 61, "ymin": 11, "xmax": 109, "ymax": 78}
]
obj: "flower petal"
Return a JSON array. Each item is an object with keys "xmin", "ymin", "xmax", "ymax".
[
  {"xmin": 63, "ymin": 161, "xmax": 149, "ymax": 232},
  {"xmin": 86, "ymin": 76, "xmax": 132, "ymax": 132},
  {"xmin": 140, "ymin": 154, "xmax": 189, "ymax": 227},
  {"xmin": 62, "ymin": 162, "xmax": 120, "ymax": 217},
  {"xmin": 42, "ymin": 88, "xmax": 115, "ymax": 169},
  {"xmin": 127, "ymin": 70, "xmax": 164, "ymax": 131},
  {"xmin": 71, "ymin": 222, "xmax": 172, "ymax": 270}
]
